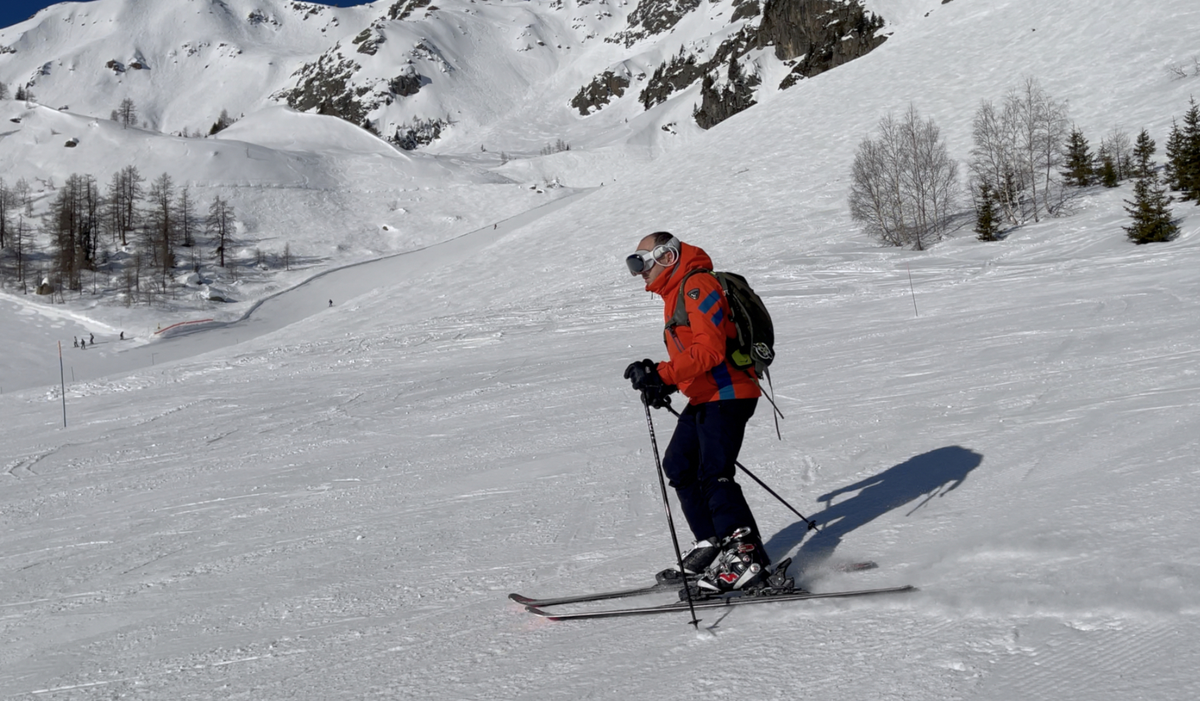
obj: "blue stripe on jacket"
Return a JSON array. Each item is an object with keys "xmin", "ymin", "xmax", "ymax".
[{"xmin": 711, "ymin": 361, "xmax": 737, "ymax": 400}]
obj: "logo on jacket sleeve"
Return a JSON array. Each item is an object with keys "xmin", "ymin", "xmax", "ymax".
[{"xmin": 687, "ymin": 288, "xmax": 701, "ymax": 300}]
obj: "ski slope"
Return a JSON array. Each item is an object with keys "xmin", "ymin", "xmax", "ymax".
[{"xmin": 3, "ymin": 0, "xmax": 1200, "ymax": 698}]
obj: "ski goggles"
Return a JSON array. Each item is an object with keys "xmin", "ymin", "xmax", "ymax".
[{"xmin": 625, "ymin": 238, "xmax": 679, "ymax": 275}]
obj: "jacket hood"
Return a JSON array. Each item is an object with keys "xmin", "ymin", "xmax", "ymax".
[{"xmin": 645, "ymin": 242, "xmax": 713, "ymax": 298}]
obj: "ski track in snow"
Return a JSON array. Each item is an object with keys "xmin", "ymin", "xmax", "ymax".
[{"xmin": 3, "ymin": 0, "xmax": 1200, "ymax": 698}]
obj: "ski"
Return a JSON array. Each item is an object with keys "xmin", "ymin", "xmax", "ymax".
[
  {"xmin": 508, "ymin": 560, "xmax": 879, "ymax": 608},
  {"xmin": 524, "ymin": 584, "xmax": 917, "ymax": 621},
  {"xmin": 508, "ymin": 581, "xmax": 678, "ymax": 608}
]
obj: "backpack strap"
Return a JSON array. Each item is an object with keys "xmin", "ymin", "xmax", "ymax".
[
  {"xmin": 666, "ymin": 268, "xmax": 712, "ymax": 330},
  {"xmin": 751, "ymin": 369, "xmax": 784, "ymax": 440}
]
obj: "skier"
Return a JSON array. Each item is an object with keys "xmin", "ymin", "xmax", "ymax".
[{"xmin": 623, "ymin": 231, "xmax": 770, "ymax": 593}]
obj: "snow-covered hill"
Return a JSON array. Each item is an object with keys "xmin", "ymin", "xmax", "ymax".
[
  {"xmin": 1, "ymin": 0, "xmax": 891, "ymax": 335},
  {"xmin": 3, "ymin": 0, "xmax": 1200, "ymax": 699}
]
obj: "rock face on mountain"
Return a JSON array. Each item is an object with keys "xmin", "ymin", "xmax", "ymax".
[
  {"xmin": 760, "ymin": 0, "xmax": 887, "ymax": 88},
  {"xmin": 610, "ymin": 0, "xmax": 702, "ymax": 48},
  {"xmin": 0, "ymin": 0, "xmax": 886, "ymax": 147},
  {"xmin": 274, "ymin": 52, "xmax": 375, "ymax": 129},
  {"xmin": 693, "ymin": 55, "xmax": 760, "ymax": 129},
  {"xmin": 268, "ymin": 0, "xmax": 886, "ymax": 135},
  {"xmin": 634, "ymin": 0, "xmax": 885, "ymax": 129},
  {"xmin": 571, "ymin": 70, "xmax": 632, "ymax": 116}
]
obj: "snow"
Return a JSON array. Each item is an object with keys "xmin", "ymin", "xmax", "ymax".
[{"xmin": 3, "ymin": 0, "xmax": 1200, "ymax": 698}]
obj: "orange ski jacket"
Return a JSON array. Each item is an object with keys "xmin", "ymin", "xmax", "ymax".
[{"xmin": 645, "ymin": 242, "xmax": 761, "ymax": 405}]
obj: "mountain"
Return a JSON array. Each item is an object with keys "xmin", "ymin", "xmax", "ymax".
[{"xmin": 0, "ymin": 0, "xmax": 885, "ymax": 153}]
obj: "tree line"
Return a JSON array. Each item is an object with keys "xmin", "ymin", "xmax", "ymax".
[
  {"xmin": 0, "ymin": 167, "xmax": 237, "ymax": 304},
  {"xmin": 849, "ymin": 77, "xmax": 1196, "ymax": 249}
]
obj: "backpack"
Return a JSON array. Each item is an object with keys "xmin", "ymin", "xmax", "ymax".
[{"xmin": 668, "ymin": 269, "xmax": 775, "ymax": 380}]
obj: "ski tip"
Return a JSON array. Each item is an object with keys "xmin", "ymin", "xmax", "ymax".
[
  {"xmin": 508, "ymin": 593, "xmax": 536, "ymax": 604},
  {"xmin": 524, "ymin": 605, "xmax": 562, "ymax": 620}
]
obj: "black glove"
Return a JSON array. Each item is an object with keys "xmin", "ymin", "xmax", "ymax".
[
  {"xmin": 624, "ymin": 359, "xmax": 676, "ymax": 408},
  {"xmin": 624, "ymin": 359, "xmax": 661, "ymax": 391}
]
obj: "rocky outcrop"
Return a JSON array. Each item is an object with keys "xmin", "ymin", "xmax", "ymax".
[
  {"xmin": 758, "ymin": 0, "xmax": 886, "ymax": 87},
  {"xmin": 275, "ymin": 52, "xmax": 374, "ymax": 126},
  {"xmin": 610, "ymin": 0, "xmax": 702, "ymax": 48},
  {"xmin": 391, "ymin": 117, "xmax": 448, "ymax": 150},
  {"xmin": 692, "ymin": 56, "xmax": 760, "ymax": 129},
  {"xmin": 634, "ymin": 0, "xmax": 884, "ymax": 128},
  {"xmin": 352, "ymin": 24, "xmax": 387, "ymax": 55},
  {"xmin": 388, "ymin": 0, "xmax": 432, "ymax": 21},
  {"xmin": 640, "ymin": 50, "xmax": 705, "ymax": 110},
  {"xmin": 389, "ymin": 70, "xmax": 424, "ymax": 97},
  {"xmin": 731, "ymin": 0, "xmax": 762, "ymax": 22},
  {"xmin": 570, "ymin": 70, "xmax": 632, "ymax": 116}
]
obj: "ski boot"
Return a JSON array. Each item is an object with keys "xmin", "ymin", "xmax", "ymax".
[
  {"xmin": 695, "ymin": 527, "xmax": 772, "ymax": 595},
  {"xmin": 655, "ymin": 538, "xmax": 720, "ymax": 585}
]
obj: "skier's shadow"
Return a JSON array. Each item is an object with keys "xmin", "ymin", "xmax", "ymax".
[{"xmin": 764, "ymin": 446, "xmax": 983, "ymax": 574}]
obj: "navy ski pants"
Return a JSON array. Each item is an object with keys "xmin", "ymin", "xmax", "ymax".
[{"xmin": 662, "ymin": 397, "xmax": 762, "ymax": 546}]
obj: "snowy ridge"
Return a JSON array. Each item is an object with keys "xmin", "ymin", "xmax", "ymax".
[
  {"xmin": 0, "ymin": 0, "xmax": 889, "ymax": 155},
  {"xmin": 2, "ymin": 0, "xmax": 1200, "ymax": 699}
]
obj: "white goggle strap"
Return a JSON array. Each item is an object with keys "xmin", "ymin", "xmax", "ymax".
[{"xmin": 653, "ymin": 237, "xmax": 680, "ymax": 266}]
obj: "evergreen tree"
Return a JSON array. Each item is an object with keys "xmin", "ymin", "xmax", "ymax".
[
  {"xmin": 209, "ymin": 108, "xmax": 235, "ymax": 135},
  {"xmin": 1099, "ymin": 153, "xmax": 1119, "ymax": 187},
  {"xmin": 14, "ymin": 85, "xmax": 25, "ymax": 101},
  {"xmin": 1164, "ymin": 118, "xmax": 1185, "ymax": 192},
  {"xmin": 1178, "ymin": 98, "xmax": 1200, "ymax": 202},
  {"xmin": 974, "ymin": 182, "xmax": 1001, "ymax": 241},
  {"xmin": 1062, "ymin": 127, "xmax": 1094, "ymax": 186},
  {"xmin": 1131, "ymin": 129, "xmax": 1156, "ymax": 180},
  {"xmin": 1123, "ymin": 129, "xmax": 1179, "ymax": 244}
]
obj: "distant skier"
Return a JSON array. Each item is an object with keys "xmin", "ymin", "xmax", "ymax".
[
  {"xmin": 73, "ymin": 337, "xmax": 79, "ymax": 348},
  {"xmin": 622, "ymin": 232, "xmax": 770, "ymax": 593},
  {"xmin": 328, "ymin": 299, "xmax": 333, "ymax": 307},
  {"xmin": 89, "ymin": 333, "xmax": 94, "ymax": 344},
  {"xmin": 119, "ymin": 331, "xmax": 125, "ymax": 340}
]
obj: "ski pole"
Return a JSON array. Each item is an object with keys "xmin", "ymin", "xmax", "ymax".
[
  {"xmin": 662, "ymin": 401, "xmax": 819, "ymax": 533},
  {"xmin": 641, "ymin": 392, "xmax": 702, "ymax": 629},
  {"xmin": 731, "ymin": 461, "xmax": 819, "ymax": 533}
]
